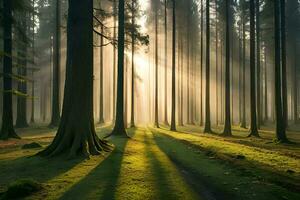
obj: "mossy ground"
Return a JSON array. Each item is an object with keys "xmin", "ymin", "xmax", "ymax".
[{"xmin": 0, "ymin": 124, "xmax": 299, "ymax": 199}]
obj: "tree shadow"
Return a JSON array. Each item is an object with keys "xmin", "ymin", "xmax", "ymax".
[
  {"xmin": 143, "ymin": 133, "xmax": 179, "ymax": 200},
  {"xmin": 59, "ymin": 132, "xmax": 132, "ymax": 200},
  {"xmin": 151, "ymin": 131, "xmax": 234, "ymax": 200},
  {"xmin": 0, "ymin": 153, "xmax": 84, "ymax": 187}
]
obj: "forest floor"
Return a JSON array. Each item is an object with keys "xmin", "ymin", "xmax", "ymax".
[{"xmin": 0, "ymin": 125, "xmax": 299, "ymax": 200}]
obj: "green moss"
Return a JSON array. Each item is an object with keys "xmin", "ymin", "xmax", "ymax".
[
  {"xmin": 0, "ymin": 126, "xmax": 299, "ymax": 200},
  {"xmin": 2, "ymin": 179, "xmax": 42, "ymax": 199},
  {"xmin": 22, "ymin": 142, "xmax": 42, "ymax": 149}
]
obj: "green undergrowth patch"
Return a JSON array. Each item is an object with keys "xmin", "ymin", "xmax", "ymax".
[
  {"xmin": 150, "ymin": 128, "xmax": 300, "ymax": 200},
  {"xmin": 1, "ymin": 179, "xmax": 42, "ymax": 200}
]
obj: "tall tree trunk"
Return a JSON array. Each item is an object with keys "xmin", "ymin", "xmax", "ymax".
[
  {"xmin": 112, "ymin": 0, "xmax": 117, "ymax": 122},
  {"xmin": 199, "ymin": 0, "xmax": 203, "ymax": 126},
  {"xmin": 49, "ymin": 0, "xmax": 61, "ymax": 127},
  {"xmin": 186, "ymin": 10, "xmax": 190, "ymax": 124},
  {"xmin": 38, "ymin": 0, "xmax": 110, "ymax": 157},
  {"xmin": 164, "ymin": 0, "xmax": 169, "ymax": 126},
  {"xmin": 256, "ymin": 0, "xmax": 262, "ymax": 129},
  {"xmin": 280, "ymin": 0, "xmax": 288, "ymax": 129},
  {"xmin": 111, "ymin": 0, "xmax": 128, "ymax": 136},
  {"xmin": 30, "ymin": 0, "xmax": 35, "ymax": 124},
  {"xmin": 99, "ymin": 24, "xmax": 104, "ymax": 124},
  {"xmin": 274, "ymin": 0, "xmax": 287, "ymax": 142},
  {"xmin": 215, "ymin": 0, "xmax": 219, "ymax": 126},
  {"xmin": 16, "ymin": 19, "xmax": 29, "ymax": 128},
  {"xmin": 170, "ymin": 0, "xmax": 176, "ymax": 131},
  {"xmin": 222, "ymin": 0, "xmax": 232, "ymax": 136},
  {"xmin": 179, "ymin": 36, "xmax": 184, "ymax": 126},
  {"xmin": 0, "ymin": 0, "xmax": 19, "ymax": 139},
  {"xmin": 154, "ymin": 1, "xmax": 159, "ymax": 128},
  {"xmin": 204, "ymin": 0, "xmax": 212, "ymax": 133},
  {"xmin": 240, "ymin": 4, "xmax": 247, "ymax": 128},
  {"xmin": 264, "ymin": 43, "xmax": 268, "ymax": 122},
  {"xmin": 238, "ymin": 20, "xmax": 242, "ymax": 124},
  {"xmin": 249, "ymin": 0, "xmax": 259, "ymax": 137},
  {"xmin": 130, "ymin": 0, "xmax": 135, "ymax": 128},
  {"xmin": 294, "ymin": 44, "xmax": 298, "ymax": 124}
]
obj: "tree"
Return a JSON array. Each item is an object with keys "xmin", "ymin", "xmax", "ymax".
[
  {"xmin": 154, "ymin": 0, "xmax": 159, "ymax": 128},
  {"xmin": 15, "ymin": 10, "xmax": 29, "ymax": 128},
  {"xmin": 203, "ymin": 0, "xmax": 212, "ymax": 133},
  {"xmin": 199, "ymin": 0, "xmax": 204, "ymax": 126},
  {"xmin": 274, "ymin": 0, "xmax": 287, "ymax": 142},
  {"xmin": 240, "ymin": 0, "xmax": 247, "ymax": 129},
  {"xmin": 170, "ymin": 0, "xmax": 176, "ymax": 131},
  {"xmin": 49, "ymin": 0, "xmax": 61, "ymax": 128},
  {"xmin": 0, "ymin": 0, "xmax": 20, "ymax": 140},
  {"xmin": 280, "ymin": 0, "xmax": 287, "ymax": 129},
  {"xmin": 130, "ymin": 0, "xmax": 136, "ymax": 128},
  {"xmin": 38, "ymin": 0, "xmax": 110, "ymax": 157},
  {"xmin": 164, "ymin": 0, "xmax": 169, "ymax": 126},
  {"xmin": 222, "ymin": 0, "xmax": 232, "ymax": 136},
  {"xmin": 110, "ymin": 0, "xmax": 128, "ymax": 136},
  {"xmin": 256, "ymin": 0, "xmax": 262, "ymax": 128},
  {"xmin": 248, "ymin": 0, "xmax": 259, "ymax": 137}
]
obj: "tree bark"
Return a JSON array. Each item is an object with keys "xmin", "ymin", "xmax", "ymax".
[
  {"xmin": 111, "ymin": 0, "xmax": 128, "ymax": 136},
  {"xmin": 204, "ymin": 0, "xmax": 212, "ymax": 133},
  {"xmin": 130, "ymin": 0, "xmax": 136, "ymax": 128},
  {"xmin": 280, "ymin": 0, "xmax": 288, "ymax": 129},
  {"xmin": 199, "ymin": 0, "xmax": 204, "ymax": 126},
  {"xmin": 38, "ymin": 0, "xmax": 110, "ymax": 157},
  {"xmin": 249, "ymin": 0, "xmax": 259, "ymax": 137},
  {"xmin": 164, "ymin": 0, "xmax": 169, "ymax": 126},
  {"xmin": 170, "ymin": 0, "xmax": 176, "ymax": 131},
  {"xmin": 274, "ymin": 0, "xmax": 288, "ymax": 142},
  {"xmin": 49, "ymin": 0, "xmax": 61, "ymax": 127},
  {"xmin": 154, "ymin": 0, "xmax": 159, "ymax": 128},
  {"xmin": 0, "ymin": 0, "xmax": 19, "ymax": 140},
  {"xmin": 240, "ymin": 1, "xmax": 247, "ymax": 128},
  {"xmin": 222, "ymin": 0, "xmax": 232, "ymax": 136}
]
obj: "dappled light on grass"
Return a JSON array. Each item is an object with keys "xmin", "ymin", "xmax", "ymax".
[{"xmin": 151, "ymin": 127, "xmax": 300, "ymax": 178}]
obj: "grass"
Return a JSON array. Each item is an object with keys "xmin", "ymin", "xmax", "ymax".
[{"xmin": 0, "ymin": 125, "xmax": 299, "ymax": 199}]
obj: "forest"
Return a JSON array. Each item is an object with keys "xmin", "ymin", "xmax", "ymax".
[{"xmin": 0, "ymin": 0, "xmax": 300, "ymax": 199}]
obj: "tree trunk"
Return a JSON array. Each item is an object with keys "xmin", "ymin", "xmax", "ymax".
[
  {"xmin": 112, "ymin": 0, "xmax": 117, "ymax": 122},
  {"xmin": 179, "ymin": 36, "xmax": 184, "ymax": 126},
  {"xmin": 294, "ymin": 44, "xmax": 298, "ymax": 124},
  {"xmin": 170, "ymin": 0, "xmax": 176, "ymax": 131},
  {"xmin": 280, "ymin": 0, "xmax": 288, "ymax": 129},
  {"xmin": 164, "ymin": 0, "xmax": 169, "ymax": 126},
  {"xmin": 99, "ymin": 24, "xmax": 105, "ymax": 124},
  {"xmin": 111, "ymin": 0, "xmax": 128, "ymax": 136},
  {"xmin": 30, "ymin": 0, "xmax": 35, "ymax": 124},
  {"xmin": 274, "ymin": 0, "xmax": 287, "ymax": 142},
  {"xmin": 204, "ymin": 0, "xmax": 212, "ymax": 133},
  {"xmin": 215, "ymin": 0, "xmax": 219, "ymax": 126},
  {"xmin": 0, "ymin": 0, "xmax": 19, "ymax": 139},
  {"xmin": 264, "ymin": 43, "xmax": 268, "ymax": 122},
  {"xmin": 256, "ymin": 0, "xmax": 262, "ymax": 129},
  {"xmin": 38, "ymin": 0, "xmax": 110, "ymax": 158},
  {"xmin": 199, "ymin": 0, "xmax": 203, "ymax": 126},
  {"xmin": 49, "ymin": 0, "xmax": 61, "ymax": 127},
  {"xmin": 154, "ymin": 1, "xmax": 159, "ymax": 128},
  {"xmin": 249, "ymin": 0, "xmax": 259, "ymax": 137},
  {"xmin": 16, "ymin": 19, "xmax": 29, "ymax": 128},
  {"xmin": 240, "ymin": 4, "xmax": 247, "ymax": 128},
  {"xmin": 130, "ymin": 0, "xmax": 136, "ymax": 128},
  {"xmin": 222, "ymin": 0, "xmax": 232, "ymax": 136}
]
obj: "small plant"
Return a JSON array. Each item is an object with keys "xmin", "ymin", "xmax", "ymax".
[
  {"xmin": 2, "ymin": 179, "xmax": 42, "ymax": 199},
  {"xmin": 22, "ymin": 142, "xmax": 42, "ymax": 149}
]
